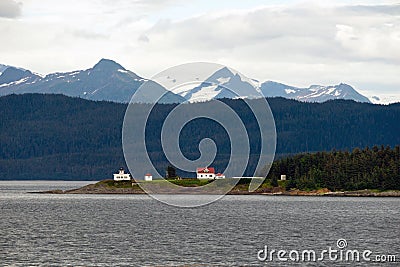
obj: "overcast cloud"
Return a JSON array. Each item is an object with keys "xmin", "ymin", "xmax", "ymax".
[
  {"xmin": 0, "ymin": 0, "xmax": 399, "ymax": 102},
  {"xmin": 0, "ymin": 0, "xmax": 22, "ymax": 18}
]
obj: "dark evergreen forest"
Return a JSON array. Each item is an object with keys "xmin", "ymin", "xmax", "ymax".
[
  {"xmin": 268, "ymin": 146, "xmax": 400, "ymax": 191},
  {"xmin": 1, "ymin": 94, "xmax": 399, "ymax": 183}
]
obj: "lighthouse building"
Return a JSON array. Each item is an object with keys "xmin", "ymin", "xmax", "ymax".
[{"xmin": 113, "ymin": 168, "xmax": 131, "ymax": 181}]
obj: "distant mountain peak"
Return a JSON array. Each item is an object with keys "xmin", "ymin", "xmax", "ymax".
[
  {"xmin": 92, "ymin": 58, "xmax": 124, "ymax": 72},
  {"xmin": 261, "ymin": 81, "xmax": 371, "ymax": 103},
  {"xmin": 0, "ymin": 59, "xmax": 183, "ymax": 103},
  {"xmin": 212, "ymin": 66, "xmax": 235, "ymax": 77},
  {"xmin": 335, "ymin": 83, "xmax": 351, "ymax": 89}
]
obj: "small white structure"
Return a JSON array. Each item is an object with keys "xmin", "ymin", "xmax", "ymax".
[
  {"xmin": 280, "ymin": 175, "xmax": 287, "ymax": 181},
  {"xmin": 113, "ymin": 168, "xmax": 131, "ymax": 181},
  {"xmin": 215, "ymin": 173, "xmax": 226, "ymax": 179},
  {"xmin": 144, "ymin": 173, "xmax": 153, "ymax": 181},
  {"xmin": 197, "ymin": 167, "xmax": 215, "ymax": 179}
]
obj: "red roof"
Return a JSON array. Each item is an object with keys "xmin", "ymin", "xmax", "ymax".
[
  {"xmin": 216, "ymin": 173, "xmax": 224, "ymax": 176},
  {"xmin": 145, "ymin": 173, "xmax": 152, "ymax": 176},
  {"xmin": 196, "ymin": 167, "xmax": 215, "ymax": 174}
]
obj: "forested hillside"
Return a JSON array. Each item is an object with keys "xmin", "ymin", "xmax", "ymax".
[
  {"xmin": 0, "ymin": 94, "xmax": 399, "ymax": 180},
  {"xmin": 268, "ymin": 146, "xmax": 400, "ymax": 191}
]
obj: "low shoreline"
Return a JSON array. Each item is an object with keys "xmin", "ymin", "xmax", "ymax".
[{"xmin": 36, "ymin": 180, "xmax": 400, "ymax": 197}]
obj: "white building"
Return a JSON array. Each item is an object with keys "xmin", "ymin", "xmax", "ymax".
[
  {"xmin": 280, "ymin": 175, "xmax": 287, "ymax": 181},
  {"xmin": 113, "ymin": 168, "xmax": 131, "ymax": 181},
  {"xmin": 144, "ymin": 173, "xmax": 153, "ymax": 181},
  {"xmin": 197, "ymin": 167, "xmax": 215, "ymax": 179},
  {"xmin": 215, "ymin": 173, "xmax": 226, "ymax": 179}
]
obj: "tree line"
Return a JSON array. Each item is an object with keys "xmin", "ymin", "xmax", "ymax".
[
  {"xmin": 268, "ymin": 146, "xmax": 400, "ymax": 191},
  {"xmin": 0, "ymin": 93, "xmax": 399, "ymax": 180}
]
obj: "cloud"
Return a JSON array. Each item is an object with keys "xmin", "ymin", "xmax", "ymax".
[
  {"xmin": 98, "ymin": 0, "xmax": 184, "ymax": 13},
  {"xmin": 340, "ymin": 4, "xmax": 400, "ymax": 15},
  {"xmin": 138, "ymin": 34, "xmax": 149, "ymax": 42},
  {"xmin": 0, "ymin": 0, "xmax": 399, "ymax": 101},
  {"xmin": 142, "ymin": 3, "xmax": 400, "ymax": 65},
  {"xmin": 131, "ymin": 2, "xmax": 400, "ymax": 99},
  {"xmin": 69, "ymin": 29, "xmax": 108, "ymax": 40},
  {"xmin": 146, "ymin": 6, "xmax": 390, "ymax": 59},
  {"xmin": 0, "ymin": 0, "xmax": 22, "ymax": 18}
]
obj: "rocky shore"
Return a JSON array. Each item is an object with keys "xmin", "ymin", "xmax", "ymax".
[
  {"xmin": 38, "ymin": 180, "xmax": 400, "ymax": 197},
  {"xmin": 41, "ymin": 180, "xmax": 145, "ymax": 194}
]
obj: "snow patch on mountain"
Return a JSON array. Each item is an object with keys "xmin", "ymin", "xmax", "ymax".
[
  {"xmin": 216, "ymin": 77, "xmax": 231, "ymax": 84},
  {"xmin": 190, "ymin": 84, "xmax": 222, "ymax": 102},
  {"xmin": 285, "ymin": 89, "xmax": 296, "ymax": 94},
  {"xmin": 0, "ymin": 77, "xmax": 30, "ymax": 87}
]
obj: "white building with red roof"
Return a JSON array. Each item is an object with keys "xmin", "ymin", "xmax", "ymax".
[
  {"xmin": 144, "ymin": 173, "xmax": 153, "ymax": 181},
  {"xmin": 196, "ymin": 167, "xmax": 221, "ymax": 179}
]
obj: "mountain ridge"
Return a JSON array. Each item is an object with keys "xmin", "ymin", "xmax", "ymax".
[
  {"xmin": 260, "ymin": 81, "xmax": 371, "ymax": 103},
  {"xmin": 0, "ymin": 59, "xmax": 374, "ymax": 104}
]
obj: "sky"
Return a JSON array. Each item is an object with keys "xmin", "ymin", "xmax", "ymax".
[{"xmin": 0, "ymin": 0, "xmax": 399, "ymax": 103}]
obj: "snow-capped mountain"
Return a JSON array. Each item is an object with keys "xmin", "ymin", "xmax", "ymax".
[
  {"xmin": 260, "ymin": 81, "xmax": 371, "ymax": 103},
  {"xmin": 166, "ymin": 67, "xmax": 371, "ymax": 103},
  {"xmin": 0, "ymin": 60, "xmax": 373, "ymax": 104},
  {"xmin": 176, "ymin": 67, "xmax": 261, "ymax": 102},
  {"xmin": 0, "ymin": 59, "xmax": 185, "ymax": 103}
]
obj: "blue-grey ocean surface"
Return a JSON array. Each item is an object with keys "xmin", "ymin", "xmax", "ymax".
[{"xmin": 0, "ymin": 181, "xmax": 399, "ymax": 266}]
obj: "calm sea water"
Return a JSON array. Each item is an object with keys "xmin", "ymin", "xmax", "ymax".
[{"xmin": 0, "ymin": 181, "xmax": 399, "ymax": 266}]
